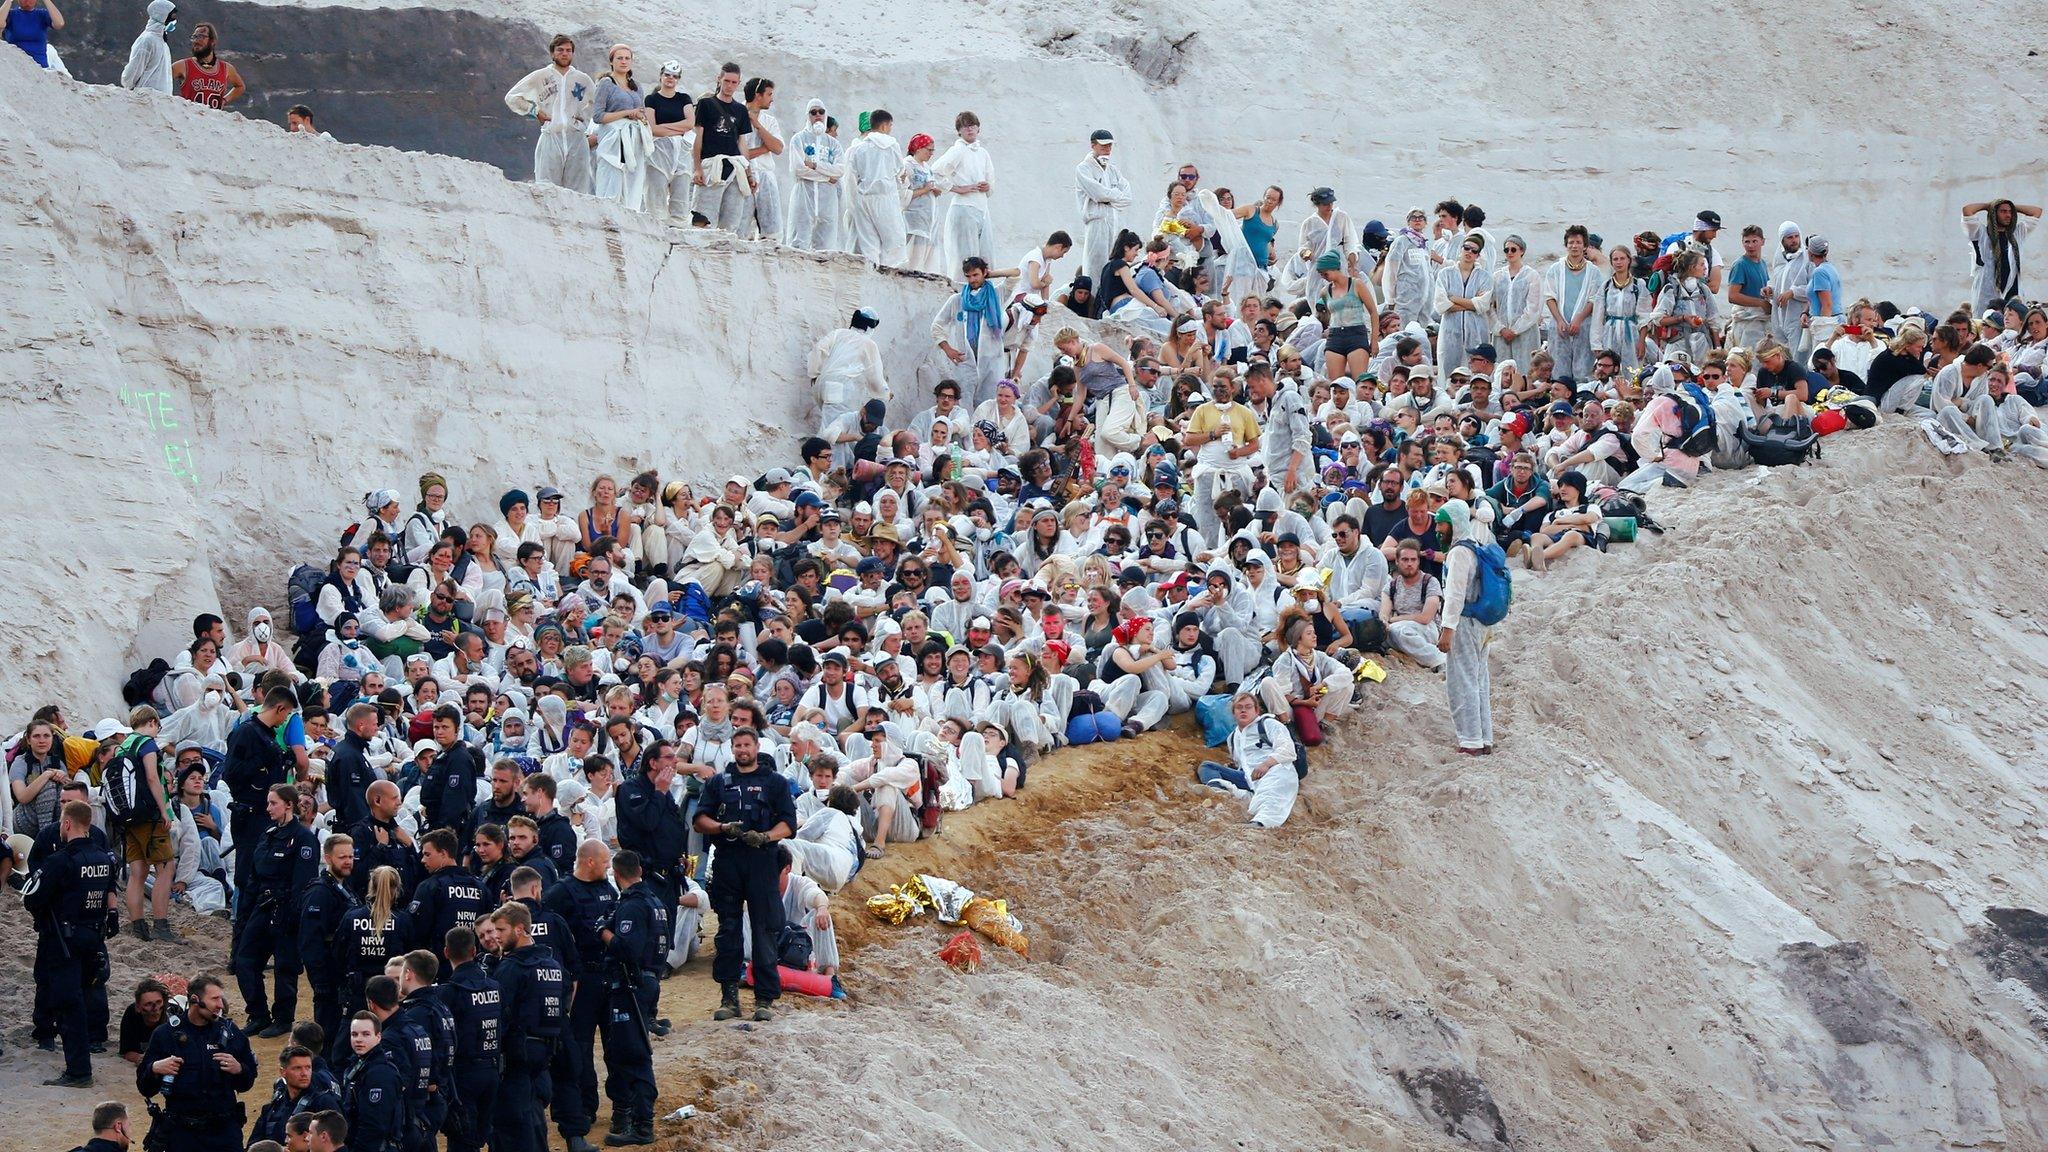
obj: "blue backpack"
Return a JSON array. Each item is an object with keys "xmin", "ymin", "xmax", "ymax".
[
  {"xmin": 1456, "ymin": 540, "xmax": 1511, "ymax": 625},
  {"xmin": 1671, "ymin": 380, "xmax": 1718, "ymax": 458}
]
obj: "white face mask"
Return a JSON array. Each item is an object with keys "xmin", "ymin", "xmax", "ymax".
[
  {"xmin": 1683, "ymin": 277, "xmax": 1701, "ymax": 292},
  {"xmin": 253, "ymin": 622, "xmax": 273, "ymax": 643},
  {"xmin": 1301, "ymin": 597, "xmax": 1320, "ymax": 611},
  {"xmin": 205, "ymin": 689, "xmax": 223, "ymax": 707}
]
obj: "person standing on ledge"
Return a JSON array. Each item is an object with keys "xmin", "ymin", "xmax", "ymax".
[
  {"xmin": 172, "ymin": 21, "xmax": 244, "ymax": 109},
  {"xmin": 505, "ymin": 34, "xmax": 594, "ymax": 195}
]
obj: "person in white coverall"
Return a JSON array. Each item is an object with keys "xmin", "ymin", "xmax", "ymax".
[
  {"xmin": 930, "ymin": 111, "xmax": 996, "ymax": 270},
  {"xmin": 1197, "ymin": 692, "xmax": 1298, "ymax": 829},
  {"xmin": 119, "ymin": 0, "xmax": 174, "ymax": 93},
  {"xmin": 1075, "ymin": 129, "xmax": 1131, "ymax": 279},
  {"xmin": 504, "ymin": 34, "xmax": 595, "ymax": 195},
  {"xmin": 645, "ymin": 61, "xmax": 695, "ymax": 227},
  {"xmin": 589, "ymin": 45, "xmax": 653, "ymax": 211},
  {"xmin": 1434, "ymin": 499, "xmax": 1494, "ymax": 754},
  {"xmin": 844, "ymin": 110, "xmax": 907, "ymax": 267},
  {"xmin": 786, "ymin": 99, "xmax": 843, "ymax": 251},
  {"xmin": 812, "ymin": 308, "xmax": 889, "ymax": 429},
  {"xmin": 740, "ymin": 76, "xmax": 783, "ymax": 240},
  {"xmin": 1768, "ymin": 222, "xmax": 1813, "ymax": 359},
  {"xmin": 931, "ymin": 257, "xmax": 1008, "ymax": 410}
]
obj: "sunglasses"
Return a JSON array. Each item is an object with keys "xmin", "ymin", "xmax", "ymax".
[
  {"xmin": 1462, "ymin": 245, "xmax": 1481, "ymax": 254},
  {"xmin": 1178, "ymin": 172, "xmax": 1199, "ymax": 181}
]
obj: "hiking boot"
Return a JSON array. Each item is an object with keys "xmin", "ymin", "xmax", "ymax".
[
  {"xmin": 751, "ymin": 999, "xmax": 775, "ymax": 1023},
  {"xmin": 566, "ymin": 1136, "xmax": 601, "ymax": 1152},
  {"xmin": 605, "ymin": 1122, "xmax": 653, "ymax": 1147},
  {"xmin": 713, "ymin": 984, "xmax": 742, "ymax": 1021},
  {"xmin": 43, "ymin": 1073, "xmax": 94, "ymax": 1089},
  {"xmin": 130, "ymin": 919, "xmax": 151, "ymax": 942},
  {"xmin": 154, "ymin": 919, "xmax": 188, "ymax": 945},
  {"xmin": 257, "ymin": 1022, "xmax": 293, "ymax": 1040}
]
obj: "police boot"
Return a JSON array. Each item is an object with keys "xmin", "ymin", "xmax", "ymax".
[
  {"xmin": 751, "ymin": 997, "xmax": 775, "ymax": 1023},
  {"xmin": 568, "ymin": 1135, "xmax": 602, "ymax": 1152},
  {"xmin": 713, "ymin": 983, "xmax": 742, "ymax": 1020}
]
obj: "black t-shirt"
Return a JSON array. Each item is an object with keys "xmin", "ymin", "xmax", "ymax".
[
  {"xmin": 694, "ymin": 94, "xmax": 747, "ymax": 158},
  {"xmin": 1362, "ymin": 502, "xmax": 1409, "ymax": 546},
  {"xmin": 645, "ymin": 91, "xmax": 690, "ymax": 127},
  {"xmin": 120, "ymin": 1005, "xmax": 159, "ymax": 1060}
]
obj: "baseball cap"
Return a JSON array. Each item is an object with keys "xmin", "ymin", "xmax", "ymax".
[
  {"xmin": 1089, "ymin": 129, "xmax": 1114, "ymax": 144},
  {"xmin": 1696, "ymin": 210, "xmax": 1723, "ymax": 231},
  {"xmin": 1154, "ymin": 498, "xmax": 1179, "ymax": 516},
  {"xmin": 536, "ymin": 486, "xmax": 564, "ymax": 502},
  {"xmin": 1547, "ymin": 401, "xmax": 1576, "ymax": 418},
  {"xmin": 763, "ymin": 467, "xmax": 792, "ymax": 486},
  {"xmin": 1470, "ymin": 343, "xmax": 1498, "ymax": 362}
]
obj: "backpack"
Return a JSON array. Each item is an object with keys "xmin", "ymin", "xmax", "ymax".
[
  {"xmin": 1741, "ymin": 413, "xmax": 1820, "ymax": 466},
  {"xmin": 288, "ymin": 564, "xmax": 327, "ymax": 634},
  {"xmin": 122, "ymin": 659, "xmax": 173, "ymax": 708},
  {"xmin": 1669, "ymin": 381, "xmax": 1718, "ymax": 458},
  {"xmin": 1455, "ymin": 540, "xmax": 1512, "ymax": 625},
  {"xmin": 1598, "ymin": 491, "xmax": 1664, "ymax": 535},
  {"xmin": 102, "ymin": 735, "xmax": 157, "ymax": 828}
]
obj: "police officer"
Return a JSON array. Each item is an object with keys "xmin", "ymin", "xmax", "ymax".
[
  {"xmin": 31, "ymin": 778, "xmax": 114, "ymax": 1057},
  {"xmin": 693, "ymin": 727, "xmax": 796, "ymax": 1022},
  {"xmin": 235, "ymin": 784, "xmax": 321, "ymax": 1037},
  {"xmin": 470, "ymin": 760, "xmax": 527, "ymax": 849},
  {"xmin": 347, "ymin": 781, "xmax": 418, "ymax": 900},
  {"xmin": 599, "ymin": 851, "xmax": 661, "ymax": 1147},
  {"xmin": 68, "ymin": 1100, "xmax": 133, "ymax": 1152},
  {"xmin": 506, "ymin": 816, "xmax": 562, "ymax": 892},
  {"xmin": 299, "ymin": 834, "xmax": 362, "ymax": 1049},
  {"xmin": 339, "ymin": 1004, "xmax": 408, "ymax": 1152},
  {"xmin": 338, "ymin": 866, "xmax": 415, "ymax": 1034},
  {"xmin": 389, "ymin": 950, "xmax": 457, "ymax": 1152},
  {"xmin": 489, "ymin": 901, "xmax": 568, "ymax": 1152},
  {"xmin": 25, "ymin": 797, "xmax": 116, "ymax": 1087},
  {"xmin": 522, "ymin": 774, "xmax": 581, "ymax": 877},
  {"xmin": 406, "ymin": 829, "xmax": 487, "ymax": 979},
  {"xmin": 543, "ymin": 842, "xmax": 617, "ymax": 1152},
  {"xmin": 472, "ymin": 823, "xmax": 515, "ymax": 905},
  {"xmin": 250, "ymin": 1045, "xmax": 342, "ymax": 1147},
  {"xmin": 222, "ymin": 689, "xmax": 297, "ymax": 937},
  {"xmin": 421, "ymin": 706, "xmax": 484, "ymax": 838},
  {"xmin": 135, "ymin": 974, "xmax": 259, "ymax": 1152},
  {"xmin": 326, "ymin": 702, "xmax": 381, "ymax": 832},
  {"xmin": 616, "ymin": 740, "xmax": 688, "ymax": 923},
  {"xmin": 436, "ymin": 927, "xmax": 502, "ymax": 1152}
]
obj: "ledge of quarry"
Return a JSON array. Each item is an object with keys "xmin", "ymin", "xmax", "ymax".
[{"xmin": 0, "ymin": 53, "xmax": 953, "ymax": 719}]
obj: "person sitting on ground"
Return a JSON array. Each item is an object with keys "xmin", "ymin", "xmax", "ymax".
[
  {"xmin": 785, "ymin": 783, "xmax": 862, "ymax": 892},
  {"xmin": 1524, "ymin": 470, "xmax": 1607, "ymax": 572},
  {"xmin": 1378, "ymin": 538, "xmax": 1445, "ymax": 670},
  {"xmin": 1195, "ymin": 691, "xmax": 1299, "ymax": 829}
]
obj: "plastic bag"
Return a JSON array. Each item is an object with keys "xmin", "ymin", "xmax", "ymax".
[
  {"xmin": 961, "ymin": 896, "xmax": 1030, "ymax": 959},
  {"xmin": 938, "ymin": 929, "xmax": 983, "ymax": 973}
]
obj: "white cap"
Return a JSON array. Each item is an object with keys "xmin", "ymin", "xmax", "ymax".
[{"xmin": 90, "ymin": 717, "xmax": 132, "ymax": 740}]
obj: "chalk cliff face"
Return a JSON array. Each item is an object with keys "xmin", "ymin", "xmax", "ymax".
[{"xmin": 0, "ymin": 53, "xmax": 951, "ymax": 719}]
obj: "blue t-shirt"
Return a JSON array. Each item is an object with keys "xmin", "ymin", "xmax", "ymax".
[
  {"xmin": 4, "ymin": 7, "xmax": 54, "ymax": 67},
  {"xmin": 1729, "ymin": 256, "xmax": 1768, "ymax": 304},
  {"xmin": 1133, "ymin": 264, "xmax": 1165, "ymax": 298},
  {"xmin": 1808, "ymin": 263, "xmax": 1843, "ymax": 318}
]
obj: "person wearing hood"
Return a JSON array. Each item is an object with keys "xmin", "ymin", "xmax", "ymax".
[
  {"xmin": 1767, "ymin": 221, "xmax": 1815, "ymax": 359},
  {"xmin": 1619, "ymin": 361, "xmax": 1709, "ymax": 493},
  {"xmin": 1074, "ymin": 129, "xmax": 1132, "ymax": 279},
  {"xmin": 1382, "ymin": 208, "xmax": 1438, "ymax": 325},
  {"xmin": 505, "ymin": 33, "xmax": 596, "ymax": 194},
  {"xmin": 229, "ymin": 606, "xmax": 301, "ymax": 682},
  {"xmin": 1161, "ymin": 612, "xmax": 1219, "ymax": 712},
  {"xmin": 930, "ymin": 110, "xmax": 997, "ymax": 270},
  {"xmin": 810, "ymin": 308, "xmax": 890, "ymax": 430},
  {"xmin": 786, "ymin": 98, "xmax": 844, "ymax": 251},
  {"xmin": 1433, "ymin": 499, "xmax": 1494, "ymax": 755},
  {"xmin": 844, "ymin": 108, "xmax": 908, "ymax": 266},
  {"xmin": 1184, "ymin": 567, "xmax": 1265, "ymax": 686},
  {"xmin": 120, "ymin": 0, "xmax": 174, "ymax": 92}
]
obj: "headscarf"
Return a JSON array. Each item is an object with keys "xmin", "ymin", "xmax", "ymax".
[
  {"xmin": 534, "ymin": 695, "xmax": 568, "ymax": 755},
  {"xmin": 417, "ymin": 471, "xmax": 447, "ymax": 512}
]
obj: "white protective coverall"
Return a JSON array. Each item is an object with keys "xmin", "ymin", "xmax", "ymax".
[
  {"xmin": 930, "ymin": 285, "xmax": 1007, "ymax": 411},
  {"xmin": 845, "ymin": 131, "xmax": 907, "ymax": 267},
  {"xmin": 1436, "ymin": 500, "xmax": 1494, "ymax": 752},
  {"xmin": 930, "ymin": 135, "xmax": 996, "ymax": 270},
  {"xmin": 1542, "ymin": 257, "xmax": 1600, "ymax": 380},
  {"xmin": 1075, "ymin": 153, "xmax": 1132, "ymax": 278},
  {"xmin": 786, "ymin": 116, "xmax": 843, "ymax": 250},
  {"xmin": 1768, "ymin": 232, "xmax": 1814, "ymax": 357},
  {"xmin": 120, "ymin": 0, "xmax": 174, "ymax": 93},
  {"xmin": 810, "ymin": 327, "xmax": 890, "ymax": 428},
  {"xmin": 1483, "ymin": 261, "xmax": 1545, "ymax": 374},
  {"xmin": 505, "ymin": 63, "xmax": 596, "ymax": 194},
  {"xmin": 590, "ymin": 81, "xmax": 653, "ymax": 212},
  {"xmin": 648, "ymin": 127, "xmax": 694, "ymax": 227},
  {"xmin": 1434, "ymin": 261, "xmax": 1494, "ymax": 385},
  {"xmin": 743, "ymin": 107, "xmax": 783, "ymax": 241}
]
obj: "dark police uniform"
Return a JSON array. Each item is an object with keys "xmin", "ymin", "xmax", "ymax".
[
  {"xmin": 422, "ymin": 742, "xmax": 484, "ymax": 837},
  {"xmin": 340, "ymin": 1036, "xmax": 410, "ymax": 1152},
  {"xmin": 337, "ymin": 905, "xmax": 415, "ymax": 1024},
  {"xmin": 326, "ymin": 729, "xmax": 377, "ymax": 831},
  {"xmin": 134, "ymin": 1006, "xmax": 259, "ymax": 1152},
  {"xmin": 510, "ymin": 849, "xmax": 560, "ymax": 893},
  {"xmin": 616, "ymin": 768, "xmax": 687, "ymax": 910},
  {"xmin": 345, "ymin": 816, "xmax": 419, "ymax": 899},
  {"xmin": 390, "ymin": 986, "xmax": 457, "ymax": 1152},
  {"xmin": 438, "ymin": 958, "xmax": 503, "ymax": 1152},
  {"xmin": 30, "ymin": 822, "xmax": 113, "ymax": 1051},
  {"xmin": 543, "ymin": 875, "xmax": 615, "ymax": 1141},
  {"xmin": 469, "ymin": 795, "xmax": 526, "ymax": 847},
  {"xmin": 297, "ymin": 870, "xmax": 361, "ymax": 1047},
  {"xmin": 602, "ymin": 881, "xmax": 663, "ymax": 1134},
  {"xmin": 533, "ymin": 809, "xmax": 580, "ymax": 877},
  {"xmin": 477, "ymin": 856, "xmax": 516, "ymax": 907},
  {"xmin": 24, "ymin": 833, "xmax": 115, "ymax": 1080},
  {"xmin": 221, "ymin": 717, "xmax": 288, "ymax": 936},
  {"xmin": 248, "ymin": 1075, "xmax": 342, "ymax": 1147},
  {"xmin": 494, "ymin": 941, "xmax": 568, "ymax": 1152},
  {"xmin": 698, "ymin": 760, "xmax": 798, "ymax": 1001},
  {"xmin": 406, "ymin": 864, "xmax": 487, "ymax": 979},
  {"xmin": 233, "ymin": 816, "xmax": 320, "ymax": 1029}
]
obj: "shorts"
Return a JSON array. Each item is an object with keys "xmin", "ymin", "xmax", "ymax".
[
  {"xmin": 123, "ymin": 819, "xmax": 174, "ymax": 865},
  {"xmin": 1324, "ymin": 325, "xmax": 1372, "ymax": 357}
]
